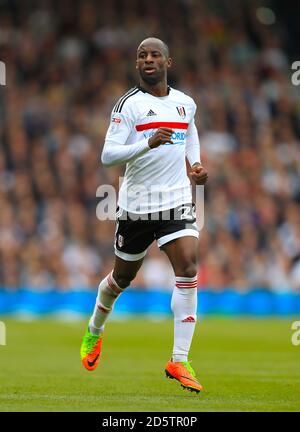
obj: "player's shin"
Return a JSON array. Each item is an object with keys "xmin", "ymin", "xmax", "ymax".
[
  {"xmin": 89, "ymin": 271, "xmax": 125, "ymax": 335},
  {"xmin": 171, "ymin": 276, "xmax": 198, "ymax": 362}
]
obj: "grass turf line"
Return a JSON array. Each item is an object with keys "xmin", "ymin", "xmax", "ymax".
[{"xmin": 0, "ymin": 318, "xmax": 299, "ymax": 411}]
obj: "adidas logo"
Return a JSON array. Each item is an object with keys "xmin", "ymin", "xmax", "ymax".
[
  {"xmin": 146, "ymin": 109, "xmax": 156, "ymax": 116},
  {"xmin": 182, "ymin": 316, "xmax": 196, "ymax": 323}
]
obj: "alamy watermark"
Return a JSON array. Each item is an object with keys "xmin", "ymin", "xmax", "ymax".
[
  {"xmin": 291, "ymin": 61, "xmax": 300, "ymax": 86},
  {"xmin": 291, "ymin": 321, "xmax": 300, "ymax": 346},
  {"xmin": 0, "ymin": 61, "xmax": 6, "ymax": 86},
  {"xmin": 0, "ymin": 321, "xmax": 6, "ymax": 346},
  {"xmin": 95, "ymin": 178, "xmax": 205, "ymax": 229}
]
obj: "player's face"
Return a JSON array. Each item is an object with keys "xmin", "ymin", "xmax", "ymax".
[{"xmin": 136, "ymin": 44, "xmax": 171, "ymax": 85}]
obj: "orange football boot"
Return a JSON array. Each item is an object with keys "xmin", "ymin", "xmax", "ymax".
[
  {"xmin": 165, "ymin": 360, "xmax": 203, "ymax": 393},
  {"xmin": 80, "ymin": 327, "xmax": 103, "ymax": 371}
]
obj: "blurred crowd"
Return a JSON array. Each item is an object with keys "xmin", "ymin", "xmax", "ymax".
[{"xmin": 0, "ymin": 0, "xmax": 300, "ymax": 292}]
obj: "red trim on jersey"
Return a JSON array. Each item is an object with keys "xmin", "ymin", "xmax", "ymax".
[{"xmin": 135, "ymin": 122, "xmax": 189, "ymax": 131}]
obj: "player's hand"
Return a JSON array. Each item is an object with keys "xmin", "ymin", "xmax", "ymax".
[
  {"xmin": 190, "ymin": 162, "xmax": 208, "ymax": 185},
  {"xmin": 148, "ymin": 128, "xmax": 174, "ymax": 148}
]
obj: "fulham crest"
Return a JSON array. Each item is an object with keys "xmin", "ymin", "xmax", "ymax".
[{"xmin": 176, "ymin": 106, "xmax": 186, "ymax": 119}]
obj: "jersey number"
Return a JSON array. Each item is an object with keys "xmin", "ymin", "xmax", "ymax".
[{"xmin": 178, "ymin": 205, "xmax": 195, "ymax": 221}]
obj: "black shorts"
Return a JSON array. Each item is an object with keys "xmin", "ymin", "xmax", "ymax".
[{"xmin": 114, "ymin": 203, "xmax": 199, "ymax": 261}]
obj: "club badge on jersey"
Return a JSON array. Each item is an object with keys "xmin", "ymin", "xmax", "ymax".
[{"xmin": 176, "ymin": 106, "xmax": 186, "ymax": 119}]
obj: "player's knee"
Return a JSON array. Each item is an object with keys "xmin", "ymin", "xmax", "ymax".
[
  {"xmin": 175, "ymin": 262, "xmax": 197, "ymax": 278},
  {"xmin": 112, "ymin": 273, "xmax": 134, "ymax": 289}
]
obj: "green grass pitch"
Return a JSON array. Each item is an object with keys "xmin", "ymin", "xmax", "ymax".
[{"xmin": 0, "ymin": 317, "xmax": 299, "ymax": 411}]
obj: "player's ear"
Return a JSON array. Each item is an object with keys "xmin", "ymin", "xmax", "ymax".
[
  {"xmin": 136, "ymin": 60, "xmax": 139, "ymax": 69},
  {"xmin": 167, "ymin": 58, "xmax": 172, "ymax": 69}
]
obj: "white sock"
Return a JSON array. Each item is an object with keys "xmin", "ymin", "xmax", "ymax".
[
  {"xmin": 89, "ymin": 271, "xmax": 124, "ymax": 335},
  {"xmin": 171, "ymin": 276, "xmax": 198, "ymax": 363}
]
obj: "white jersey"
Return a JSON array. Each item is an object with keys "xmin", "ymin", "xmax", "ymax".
[{"xmin": 102, "ymin": 86, "xmax": 201, "ymax": 213}]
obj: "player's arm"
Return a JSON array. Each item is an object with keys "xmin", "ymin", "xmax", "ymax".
[
  {"xmin": 101, "ymin": 112, "xmax": 173, "ymax": 167},
  {"xmin": 101, "ymin": 112, "xmax": 149, "ymax": 166},
  {"xmin": 185, "ymin": 117, "xmax": 208, "ymax": 185}
]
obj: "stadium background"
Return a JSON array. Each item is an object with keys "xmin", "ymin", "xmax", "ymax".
[
  {"xmin": 0, "ymin": 0, "xmax": 300, "ymax": 413},
  {"xmin": 0, "ymin": 0, "xmax": 300, "ymax": 316}
]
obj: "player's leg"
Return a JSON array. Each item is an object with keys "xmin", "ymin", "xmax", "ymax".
[
  {"xmin": 160, "ymin": 235, "xmax": 203, "ymax": 392},
  {"xmin": 89, "ymin": 255, "xmax": 144, "ymax": 335},
  {"xmin": 81, "ymin": 208, "xmax": 154, "ymax": 371},
  {"xmin": 161, "ymin": 236, "xmax": 198, "ymax": 362},
  {"xmin": 81, "ymin": 255, "xmax": 144, "ymax": 371}
]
